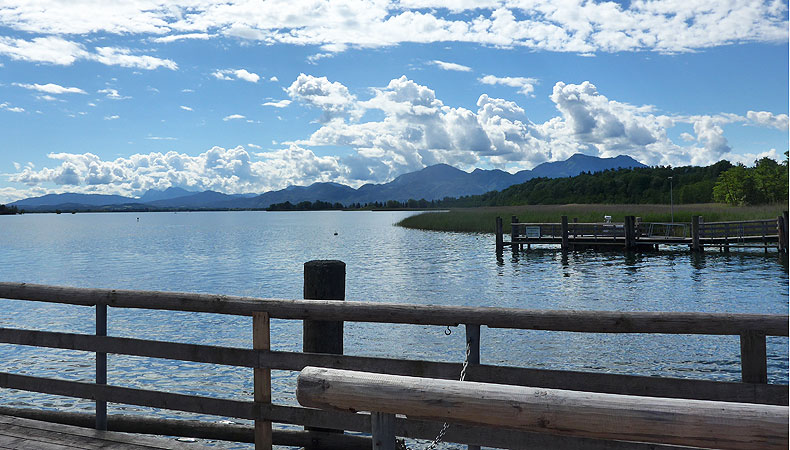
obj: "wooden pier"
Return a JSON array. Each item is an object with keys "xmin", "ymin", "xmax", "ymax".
[
  {"xmin": 496, "ymin": 212, "xmax": 790, "ymax": 253},
  {"xmin": 0, "ymin": 261, "xmax": 787, "ymax": 449}
]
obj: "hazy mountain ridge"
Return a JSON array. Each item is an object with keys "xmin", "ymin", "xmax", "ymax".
[{"xmin": 9, "ymin": 154, "xmax": 646, "ymax": 211}]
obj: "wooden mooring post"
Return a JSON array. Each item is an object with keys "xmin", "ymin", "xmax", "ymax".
[
  {"xmin": 494, "ymin": 217, "xmax": 503, "ymax": 253},
  {"xmin": 740, "ymin": 331, "xmax": 768, "ymax": 384},
  {"xmin": 691, "ymin": 216, "xmax": 702, "ymax": 252},
  {"xmin": 560, "ymin": 216, "xmax": 569, "ymax": 251},
  {"xmin": 95, "ymin": 304, "xmax": 107, "ymax": 431},
  {"xmin": 303, "ymin": 260, "xmax": 346, "ymax": 446},
  {"xmin": 624, "ymin": 216, "xmax": 636, "ymax": 250},
  {"xmin": 778, "ymin": 213, "xmax": 789, "ymax": 253},
  {"xmin": 510, "ymin": 216, "xmax": 518, "ymax": 252},
  {"xmin": 253, "ymin": 312, "xmax": 272, "ymax": 450}
]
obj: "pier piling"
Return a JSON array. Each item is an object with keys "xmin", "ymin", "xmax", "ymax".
[
  {"xmin": 495, "ymin": 217, "xmax": 503, "ymax": 253},
  {"xmin": 561, "ymin": 216, "xmax": 569, "ymax": 251},
  {"xmin": 691, "ymin": 216, "xmax": 702, "ymax": 252}
]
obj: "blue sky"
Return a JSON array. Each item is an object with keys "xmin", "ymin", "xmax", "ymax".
[{"xmin": 0, "ymin": 1, "xmax": 787, "ymax": 203}]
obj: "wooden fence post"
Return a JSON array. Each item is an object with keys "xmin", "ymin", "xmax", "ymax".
[
  {"xmin": 561, "ymin": 216, "xmax": 569, "ymax": 251},
  {"xmin": 510, "ymin": 216, "xmax": 518, "ymax": 252},
  {"xmin": 495, "ymin": 217, "xmax": 503, "ymax": 253},
  {"xmin": 95, "ymin": 304, "xmax": 107, "ymax": 431},
  {"xmin": 254, "ymin": 312, "xmax": 272, "ymax": 450},
  {"xmin": 371, "ymin": 412, "xmax": 396, "ymax": 450},
  {"xmin": 304, "ymin": 260, "xmax": 345, "ymax": 443},
  {"xmin": 465, "ymin": 324, "xmax": 481, "ymax": 450},
  {"xmin": 740, "ymin": 331, "xmax": 768, "ymax": 384},
  {"xmin": 624, "ymin": 216, "xmax": 635, "ymax": 250},
  {"xmin": 691, "ymin": 216, "xmax": 701, "ymax": 252}
]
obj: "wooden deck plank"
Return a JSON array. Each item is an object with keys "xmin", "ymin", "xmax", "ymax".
[{"xmin": 0, "ymin": 415, "xmax": 212, "ymax": 450}]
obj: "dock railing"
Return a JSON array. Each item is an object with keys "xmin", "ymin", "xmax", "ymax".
[{"xmin": 0, "ymin": 261, "xmax": 788, "ymax": 449}]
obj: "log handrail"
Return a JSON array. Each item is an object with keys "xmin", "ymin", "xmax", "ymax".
[
  {"xmin": 296, "ymin": 366, "xmax": 789, "ymax": 450},
  {"xmin": 0, "ymin": 283, "xmax": 786, "ymax": 335}
]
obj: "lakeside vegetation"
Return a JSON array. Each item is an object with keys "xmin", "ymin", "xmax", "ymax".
[{"xmin": 396, "ymin": 204, "xmax": 789, "ymax": 233}]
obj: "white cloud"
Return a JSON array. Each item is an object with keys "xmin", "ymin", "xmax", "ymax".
[
  {"xmin": 152, "ymin": 33, "xmax": 212, "ymax": 43},
  {"xmin": 180, "ymin": 105, "xmax": 193, "ymax": 111},
  {"xmin": 287, "ymin": 73, "xmax": 356, "ymax": 121},
  {"xmin": 146, "ymin": 136, "xmax": 177, "ymax": 140},
  {"xmin": 212, "ymin": 68, "xmax": 260, "ymax": 83},
  {"xmin": 746, "ymin": 110, "xmax": 789, "ymax": 130},
  {"xmin": 98, "ymin": 88, "xmax": 131, "ymax": 100},
  {"xmin": 104, "ymin": 115, "xmax": 119, "ymax": 120},
  {"xmin": 263, "ymin": 99, "xmax": 291, "ymax": 108},
  {"xmin": 269, "ymin": 76, "xmax": 279, "ymax": 82},
  {"xmin": 479, "ymin": 75, "xmax": 538, "ymax": 96},
  {"xmin": 430, "ymin": 60, "xmax": 472, "ymax": 72},
  {"xmin": 6, "ymin": 146, "xmax": 347, "ymax": 198},
  {"xmin": 0, "ymin": 36, "xmax": 176, "ymax": 70},
  {"xmin": 247, "ymin": 143, "xmax": 262, "ymax": 149},
  {"xmin": 223, "ymin": 114, "xmax": 246, "ymax": 121},
  {"xmin": 0, "ymin": 102, "xmax": 25, "ymax": 113},
  {"xmin": 13, "ymin": 82, "xmax": 86, "ymax": 94},
  {"xmin": 37, "ymin": 95, "xmax": 59, "ymax": 102}
]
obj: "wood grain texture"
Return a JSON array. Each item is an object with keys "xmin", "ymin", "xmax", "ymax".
[
  {"xmin": 297, "ymin": 367, "xmax": 789, "ymax": 450},
  {"xmin": 0, "ymin": 283, "xmax": 785, "ymax": 335}
]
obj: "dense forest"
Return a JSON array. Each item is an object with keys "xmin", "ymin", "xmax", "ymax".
[
  {"xmin": 425, "ymin": 157, "xmax": 787, "ymax": 208},
  {"xmin": 0, "ymin": 204, "xmax": 19, "ymax": 215}
]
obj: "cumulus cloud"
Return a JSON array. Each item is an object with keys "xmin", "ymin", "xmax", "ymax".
[
  {"xmin": 223, "ymin": 114, "xmax": 246, "ymax": 121},
  {"xmin": 0, "ymin": 102, "xmax": 25, "ymax": 113},
  {"xmin": 479, "ymin": 75, "xmax": 539, "ymax": 96},
  {"xmin": 6, "ymin": 146, "xmax": 347, "ymax": 198},
  {"xmin": 212, "ymin": 69, "xmax": 260, "ymax": 83},
  {"xmin": 0, "ymin": 35, "xmax": 176, "ymax": 69},
  {"xmin": 1, "ymin": 1, "xmax": 785, "ymax": 54},
  {"xmin": 13, "ymin": 82, "xmax": 86, "ymax": 94},
  {"xmin": 430, "ymin": 60, "xmax": 472, "ymax": 72},
  {"xmin": 263, "ymin": 99, "xmax": 291, "ymax": 108},
  {"xmin": 746, "ymin": 110, "xmax": 789, "ymax": 130},
  {"xmin": 287, "ymin": 73, "xmax": 357, "ymax": 121},
  {"xmin": 98, "ymin": 88, "xmax": 131, "ymax": 100},
  {"xmin": 104, "ymin": 115, "xmax": 119, "ymax": 120}
]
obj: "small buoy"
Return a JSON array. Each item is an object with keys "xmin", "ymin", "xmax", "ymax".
[
  {"xmin": 137, "ymin": 217, "xmax": 139, "ymax": 222},
  {"xmin": 333, "ymin": 232, "xmax": 338, "ymax": 236}
]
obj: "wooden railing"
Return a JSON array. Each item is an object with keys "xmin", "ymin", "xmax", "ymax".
[
  {"xmin": 0, "ymin": 262, "xmax": 788, "ymax": 450},
  {"xmin": 297, "ymin": 367, "xmax": 789, "ymax": 450}
]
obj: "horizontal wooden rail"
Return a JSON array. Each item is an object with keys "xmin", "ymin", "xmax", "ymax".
[
  {"xmin": 0, "ymin": 372, "xmax": 690, "ymax": 450},
  {"xmin": 297, "ymin": 367, "xmax": 789, "ymax": 450},
  {"xmin": 2, "ymin": 327, "xmax": 784, "ymax": 405},
  {"xmin": 0, "ymin": 283, "xmax": 786, "ymax": 335}
]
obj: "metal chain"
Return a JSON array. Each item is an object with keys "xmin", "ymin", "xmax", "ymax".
[{"xmin": 397, "ymin": 339, "xmax": 472, "ymax": 450}]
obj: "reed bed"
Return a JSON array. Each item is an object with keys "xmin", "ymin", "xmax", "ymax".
[{"xmin": 396, "ymin": 204, "xmax": 788, "ymax": 233}]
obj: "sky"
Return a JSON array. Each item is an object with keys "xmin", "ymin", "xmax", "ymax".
[{"xmin": 0, "ymin": 0, "xmax": 788, "ymax": 203}]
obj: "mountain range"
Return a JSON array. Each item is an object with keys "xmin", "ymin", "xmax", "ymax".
[{"xmin": 9, "ymin": 154, "xmax": 646, "ymax": 211}]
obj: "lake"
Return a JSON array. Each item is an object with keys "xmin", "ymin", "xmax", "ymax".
[{"xmin": 0, "ymin": 211, "xmax": 787, "ymax": 448}]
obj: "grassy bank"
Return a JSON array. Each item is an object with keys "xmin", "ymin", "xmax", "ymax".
[{"xmin": 396, "ymin": 204, "xmax": 788, "ymax": 233}]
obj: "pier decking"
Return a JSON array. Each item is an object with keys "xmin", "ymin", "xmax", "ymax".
[
  {"xmin": 495, "ymin": 213, "xmax": 789, "ymax": 253},
  {"xmin": 0, "ymin": 414, "xmax": 208, "ymax": 450}
]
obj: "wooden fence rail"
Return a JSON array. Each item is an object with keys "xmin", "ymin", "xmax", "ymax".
[
  {"xmin": 297, "ymin": 366, "xmax": 789, "ymax": 450},
  {"xmin": 0, "ymin": 264, "xmax": 788, "ymax": 450}
]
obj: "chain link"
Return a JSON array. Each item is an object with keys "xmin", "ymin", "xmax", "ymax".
[{"xmin": 397, "ymin": 339, "xmax": 472, "ymax": 450}]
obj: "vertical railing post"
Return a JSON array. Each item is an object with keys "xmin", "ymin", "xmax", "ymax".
[
  {"xmin": 495, "ymin": 216, "xmax": 503, "ymax": 254},
  {"xmin": 740, "ymin": 331, "xmax": 768, "ymax": 384},
  {"xmin": 561, "ymin": 216, "xmax": 569, "ymax": 251},
  {"xmin": 95, "ymin": 303, "xmax": 107, "ymax": 431},
  {"xmin": 254, "ymin": 312, "xmax": 272, "ymax": 450},
  {"xmin": 510, "ymin": 216, "xmax": 518, "ymax": 252},
  {"xmin": 304, "ymin": 260, "xmax": 345, "ymax": 443},
  {"xmin": 691, "ymin": 216, "xmax": 701, "ymax": 252},
  {"xmin": 465, "ymin": 324, "xmax": 481, "ymax": 450},
  {"xmin": 371, "ymin": 412, "xmax": 396, "ymax": 450}
]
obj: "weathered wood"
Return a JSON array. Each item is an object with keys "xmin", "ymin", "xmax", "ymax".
[
  {"xmin": 371, "ymin": 412, "xmax": 395, "ymax": 450},
  {"xmin": 465, "ymin": 324, "xmax": 481, "ymax": 450},
  {"xmin": 1, "ymin": 327, "xmax": 785, "ymax": 405},
  {"xmin": 253, "ymin": 312, "xmax": 272, "ymax": 450},
  {"xmin": 95, "ymin": 304, "xmax": 107, "ymax": 431},
  {"xmin": 303, "ymin": 260, "xmax": 345, "ymax": 441},
  {"xmin": 0, "ymin": 414, "xmax": 213, "ymax": 450},
  {"xmin": 0, "ymin": 284, "xmax": 786, "ymax": 335},
  {"xmin": 560, "ymin": 216, "xmax": 569, "ymax": 250},
  {"xmin": 494, "ymin": 217, "xmax": 503, "ymax": 253},
  {"xmin": 297, "ymin": 367, "xmax": 789, "ymax": 450},
  {"xmin": 740, "ymin": 331, "xmax": 768, "ymax": 384},
  {"xmin": 691, "ymin": 215, "xmax": 701, "ymax": 252},
  {"xmin": 779, "ymin": 215, "xmax": 787, "ymax": 252}
]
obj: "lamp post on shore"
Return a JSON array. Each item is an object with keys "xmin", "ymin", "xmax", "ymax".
[{"xmin": 668, "ymin": 176, "xmax": 674, "ymax": 224}]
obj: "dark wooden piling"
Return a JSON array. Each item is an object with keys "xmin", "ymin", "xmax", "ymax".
[
  {"xmin": 723, "ymin": 223, "xmax": 730, "ymax": 253},
  {"xmin": 561, "ymin": 216, "xmax": 569, "ymax": 251},
  {"xmin": 303, "ymin": 260, "xmax": 345, "ymax": 443},
  {"xmin": 95, "ymin": 304, "xmax": 107, "ymax": 431},
  {"xmin": 691, "ymin": 216, "xmax": 702, "ymax": 252},
  {"xmin": 253, "ymin": 312, "xmax": 272, "ymax": 450},
  {"xmin": 495, "ymin": 217, "xmax": 503, "ymax": 253},
  {"xmin": 624, "ymin": 216, "xmax": 635, "ymax": 250},
  {"xmin": 740, "ymin": 331, "xmax": 768, "ymax": 384},
  {"xmin": 511, "ymin": 216, "xmax": 518, "ymax": 252}
]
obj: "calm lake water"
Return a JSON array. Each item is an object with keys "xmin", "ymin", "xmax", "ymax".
[{"xmin": 0, "ymin": 211, "xmax": 787, "ymax": 448}]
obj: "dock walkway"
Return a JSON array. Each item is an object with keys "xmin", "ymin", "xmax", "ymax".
[{"xmin": 0, "ymin": 414, "xmax": 209, "ymax": 450}]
